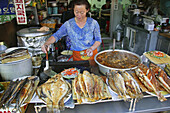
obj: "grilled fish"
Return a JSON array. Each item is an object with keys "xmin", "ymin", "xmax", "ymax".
[
  {"xmin": 4, "ymin": 78, "xmax": 28, "ymax": 108},
  {"xmin": 37, "ymin": 74, "xmax": 70, "ymax": 112},
  {"xmin": 91, "ymin": 74, "xmax": 100, "ymax": 100},
  {"xmin": 73, "ymin": 77, "xmax": 82, "ymax": 104},
  {"xmin": 150, "ymin": 63, "xmax": 170, "ymax": 94},
  {"xmin": 78, "ymin": 73, "xmax": 88, "ymax": 98},
  {"xmin": 0, "ymin": 80, "xmax": 19, "ymax": 108},
  {"xmin": 120, "ymin": 71, "xmax": 143, "ymax": 99},
  {"xmin": 108, "ymin": 72, "xmax": 117, "ymax": 92},
  {"xmin": 98, "ymin": 76, "xmax": 105, "ymax": 99},
  {"xmin": 24, "ymin": 76, "xmax": 40, "ymax": 103},
  {"xmin": 13, "ymin": 80, "xmax": 32, "ymax": 112},
  {"xmin": 13, "ymin": 76, "xmax": 40, "ymax": 112},
  {"xmin": 83, "ymin": 71, "xmax": 95, "ymax": 99},
  {"xmin": 110, "ymin": 70, "xmax": 128, "ymax": 101},
  {"xmin": 51, "ymin": 76, "xmax": 69, "ymax": 110},
  {"xmin": 135, "ymin": 64, "xmax": 167, "ymax": 102}
]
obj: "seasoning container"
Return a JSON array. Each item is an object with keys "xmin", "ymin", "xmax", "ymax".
[
  {"xmin": 48, "ymin": 7, "xmax": 52, "ymax": 14},
  {"xmin": 0, "ymin": 42, "xmax": 7, "ymax": 53},
  {"xmin": 52, "ymin": 2, "xmax": 58, "ymax": 14}
]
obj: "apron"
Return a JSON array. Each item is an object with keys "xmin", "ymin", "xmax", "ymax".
[{"xmin": 73, "ymin": 49, "xmax": 98, "ymax": 61}]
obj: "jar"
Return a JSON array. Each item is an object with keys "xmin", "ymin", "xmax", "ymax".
[
  {"xmin": 52, "ymin": 3, "xmax": 58, "ymax": 14},
  {"xmin": 0, "ymin": 42, "xmax": 7, "ymax": 53}
]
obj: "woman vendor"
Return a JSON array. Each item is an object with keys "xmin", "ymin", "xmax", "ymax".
[{"xmin": 41, "ymin": 0, "xmax": 101, "ymax": 61}]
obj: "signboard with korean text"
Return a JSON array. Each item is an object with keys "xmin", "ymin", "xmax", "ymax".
[
  {"xmin": 0, "ymin": 0, "xmax": 15, "ymax": 15},
  {"xmin": 14, "ymin": 0, "xmax": 27, "ymax": 24},
  {"xmin": 0, "ymin": 0, "xmax": 16, "ymax": 23}
]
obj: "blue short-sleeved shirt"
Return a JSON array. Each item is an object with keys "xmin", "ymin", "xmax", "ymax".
[{"xmin": 52, "ymin": 17, "xmax": 101, "ymax": 51}]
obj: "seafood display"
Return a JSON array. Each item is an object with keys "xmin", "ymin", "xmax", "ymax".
[
  {"xmin": 72, "ymin": 70, "xmax": 112, "ymax": 104},
  {"xmin": 37, "ymin": 74, "xmax": 71, "ymax": 112},
  {"xmin": 108, "ymin": 70, "xmax": 143, "ymax": 101},
  {"xmin": 0, "ymin": 49, "xmax": 170, "ymax": 113},
  {"xmin": 135, "ymin": 64, "xmax": 167, "ymax": 102},
  {"xmin": 1, "ymin": 48, "xmax": 31, "ymax": 64},
  {"xmin": 0, "ymin": 76, "xmax": 39, "ymax": 112}
]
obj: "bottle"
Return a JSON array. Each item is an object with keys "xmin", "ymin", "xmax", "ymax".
[{"xmin": 0, "ymin": 42, "xmax": 7, "ymax": 53}]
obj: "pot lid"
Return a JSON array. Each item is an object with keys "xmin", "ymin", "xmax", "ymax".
[{"xmin": 17, "ymin": 27, "xmax": 54, "ymax": 37}]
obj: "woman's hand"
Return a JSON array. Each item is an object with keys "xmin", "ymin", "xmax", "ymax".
[
  {"xmin": 86, "ymin": 48, "xmax": 93, "ymax": 57},
  {"xmin": 41, "ymin": 43, "xmax": 50, "ymax": 53},
  {"xmin": 37, "ymin": 26, "xmax": 49, "ymax": 31},
  {"xmin": 41, "ymin": 36, "xmax": 56, "ymax": 53}
]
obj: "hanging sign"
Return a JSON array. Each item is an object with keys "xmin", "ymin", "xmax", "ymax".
[{"xmin": 14, "ymin": 0, "xmax": 27, "ymax": 24}]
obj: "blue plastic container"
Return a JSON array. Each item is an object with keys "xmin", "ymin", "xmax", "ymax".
[{"xmin": 53, "ymin": 7, "xmax": 58, "ymax": 14}]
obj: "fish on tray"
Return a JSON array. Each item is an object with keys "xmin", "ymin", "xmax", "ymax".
[
  {"xmin": 72, "ymin": 70, "xmax": 111, "ymax": 104},
  {"xmin": 73, "ymin": 77, "xmax": 82, "ymax": 104},
  {"xmin": 0, "ymin": 80, "xmax": 20, "ymax": 108},
  {"xmin": 78, "ymin": 73, "xmax": 88, "ymax": 98},
  {"xmin": 82, "ymin": 71, "xmax": 95, "ymax": 100},
  {"xmin": 4, "ymin": 78, "xmax": 28, "ymax": 108},
  {"xmin": 0, "ymin": 76, "xmax": 39, "ymax": 112},
  {"xmin": 135, "ymin": 63, "xmax": 167, "ymax": 102},
  {"xmin": 120, "ymin": 71, "xmax": 143, "ymax": 100},
  {"xmin": 150, "ymin": 63, "xmax": 170, "ymax": 94},
  {"xmin": 37, "ymin": 74, "xmax": 71, "ymax": 112},
  {"xmin": 109, "ymin": 70, "xmax": 128, "ymax": 101},
  {"xmin": 91, "ymin": 74, "xmax": 105, "ymax": 100},
  {"xmin": 12, "ymin": 76, "xmax": 39, "ymax": 112}
]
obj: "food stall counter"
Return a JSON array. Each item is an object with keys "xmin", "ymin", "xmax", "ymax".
[{"xmin": 25, "ymin": 60, "xmax": 170, "ymax": 113}]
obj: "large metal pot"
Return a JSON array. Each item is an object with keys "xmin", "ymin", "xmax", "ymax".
[
  {"xmin": 17, "ymin": 27, "xmax": 54, "ymax": 55},
  {"xmin": 0, "ymin": 58, "xmax": 33, "ymax": 80},
  {"xmin": 94, "ymin": 49, "xmax": 141, "ymax": 75}
]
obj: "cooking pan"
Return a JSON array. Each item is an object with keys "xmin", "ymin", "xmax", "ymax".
[{"xmin": 94, "ymin": 49, "xmax": 141, "ymax": 75}]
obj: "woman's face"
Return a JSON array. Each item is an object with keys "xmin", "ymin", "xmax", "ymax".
[{"xmin": 74, "ymin": 5, "xmax": 89, "ymax": 21}]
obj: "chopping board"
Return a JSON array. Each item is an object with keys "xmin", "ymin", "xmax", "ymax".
[{"xmin": 144, "ymin": 51, "xmax": 170, "ymax": 64}]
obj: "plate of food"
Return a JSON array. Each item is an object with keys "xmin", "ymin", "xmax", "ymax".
[
  {"xmin": 61, "ymin": 68, "xmax": 80, "ymax": 79},
  {"xmin": 143, "ymin": 51, "xmax": 170, "ymax": 64}
]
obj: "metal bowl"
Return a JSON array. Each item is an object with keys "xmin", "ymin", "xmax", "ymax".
[
  {"xmin": 0, "ymin": 58, "xmax": 33, "ymax": 80},
  {"xmin": 94, "ymin": 49, "xmax": 141, "ymax": 75}
]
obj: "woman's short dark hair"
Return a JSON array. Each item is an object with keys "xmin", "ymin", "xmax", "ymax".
[
  {"xmin": 106, "ymin": 0, "xmax": 111, "ymax": 2},
  {"xmin": 72, "ymin": 0, "xmax": 91, "ymax": 10}
]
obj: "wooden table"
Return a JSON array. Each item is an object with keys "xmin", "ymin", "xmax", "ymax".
[{"xmin": 159, "ymin": 33, "xmax": 170, "ymax": 39}]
